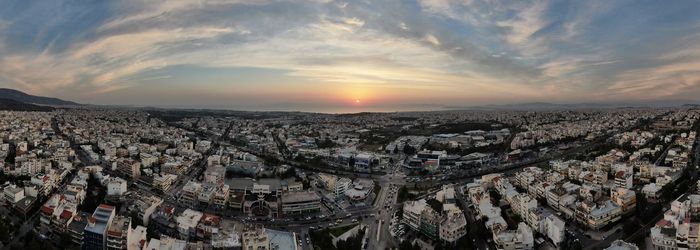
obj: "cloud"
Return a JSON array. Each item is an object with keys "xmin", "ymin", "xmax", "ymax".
[
  {"xmin": 424, "ymin": 34, "xmax": 441, "ymax": 47},
  {"xmin": 0, "ymin": 0, "xmax": 699, "ymax": 106}
]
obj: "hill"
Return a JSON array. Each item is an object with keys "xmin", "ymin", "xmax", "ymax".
[
  {"xmin": 0, "ymin": 98, "xmax": 55, "ymax": 111},
  {"xmin": 0, "ymin": 88, "xmax": 79, "ymax": 106}
]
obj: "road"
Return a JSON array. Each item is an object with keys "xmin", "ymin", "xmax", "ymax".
[{"xmin": 366, "ymin": 157, "xmax": 405, "ymax": 250}]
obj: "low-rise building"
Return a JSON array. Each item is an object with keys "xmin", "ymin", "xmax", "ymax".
[
  {"xmin": 493, "ymin": 222, "xmax": 534, "ymax": 250},
  {"xmin": 242, "ymin": 225, "xmax": 270, "ymax": 250},
  {"xmin": 132, "ymin": 194, "xmax": 163, "ymax": 226},
  {"xmin": 107, "ymin": 177, "xmax": 128, "ymax": 197},
  {"xmin": 176, "ymin": 209, "xmax": 203, "ymax": 240},
  {"xmin": 576, "ymin": 200, "xmax": 621, "ymax": 230},
  {"xmin": 106, "ymin": 215, "xmax": 132, "ymax": 250},
  {"xmin": 439, "ymin": 208, "xmax": 467, "ymax": 244},
  {"xmin": 114, "ymin": 158, "xmax": 141, "ymax": 179},
  {"xmin": 642, "ymin": 183, "xmax": 662, "ymax": 203},
  {"xmin": 3, "ymin": 185, "xmax": 25, "ymax": 204},
  {"xmin": 281, "ymin": 191, "xmax": 321, "ymax": 215},
  {"xmin": 614, "ymin": 171, "xmax": 633, "ymax": 189},
  {"xmin": 544, "ymin": 215, "xmax": 565, "ymax": 246},
  {"xmin": 610, "ymin": 188, "xmax": 636, "ymax": 215},
  {"xmin": 403, "ymin": 199, "xmax": 428, "ymax": 233},
  {"xmin": 152, "ymin": 174, "xmax": 177, "ymax": 192},
  {"xmin": 605, "ymin": 240, "xmax": 639, "ymax": 250},
  {"xmin": 180, "ymin": 181, "xmax": 202, "ymax": 206}
]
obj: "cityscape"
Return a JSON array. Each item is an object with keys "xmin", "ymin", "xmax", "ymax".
[
  {"xmin": 0, "ymin": 90, "xmax": 699, "ymax": 250},
  {"xmin": 1, "ymin": 1, "xmax": 700, "ymax": 250}
]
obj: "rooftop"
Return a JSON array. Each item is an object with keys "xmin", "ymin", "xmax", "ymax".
[{"xmin": 85, "ymin": 204, "xmax": 115, "ymax": 234}]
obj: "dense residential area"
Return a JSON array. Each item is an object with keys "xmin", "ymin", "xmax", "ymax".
[{"xmin": 0, "ymin": 106, "xmax": 697, "ymax": 250}]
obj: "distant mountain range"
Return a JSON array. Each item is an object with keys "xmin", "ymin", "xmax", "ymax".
[
  {"xmin": 0, "ymin": 98, "xmax": 54, "ymax": 111},
  {"xmin": 0, "ymin": 88, "xmax": 79, "ymax": 106},
  {"xmin": 450, "ymin": 100, "xmax": 700, "ymax": 111}
]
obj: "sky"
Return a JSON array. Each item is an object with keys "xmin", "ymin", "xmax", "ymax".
[{"xmin": 1, "ymin": 0, "xmax": 700, "ymax": 112}]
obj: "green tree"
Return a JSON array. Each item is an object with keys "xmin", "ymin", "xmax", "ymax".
[
  {"xmin": 403, "ymin": 145, "xmax": 416, "ymax": 155},
  {"xmin": 0, "ymin": 219, "xmax": 10, "ymax": 243},
  {"xmin": 60, "ymin": 232, "xmax": 73, "ymax": 246}
]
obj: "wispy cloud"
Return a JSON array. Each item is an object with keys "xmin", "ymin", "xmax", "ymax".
[{"xmin": 0, "ymin": 0, "xmax": 699, "ymax": 106}]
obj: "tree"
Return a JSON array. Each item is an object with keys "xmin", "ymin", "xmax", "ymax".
[
  {"xmin": 0, "ymin": 219, "xmax": 10, "ymax": 243},
  {"xmin": 317, "ymin": 138, "xmax": 336, "ymax": 148},
  {"xmin": 80, "ymin": 174, "xmax": 106, "ymax": 212},
  {"xmin": 403, "ymin": 145, "xmax": 416, "ymax": 155},
  {"xmin": 397, "ymin": 186, "xmax": 415, "ymax": 203},
  {"xmin": 60, "ymin": 232, "xmax": 72, "ymax": 246},
  {"xmin": 399, "ymin": 241, "xmax": 421, "ymax": 250},
  {"xmin": 348, "ymin": 157, "xmax": 356, "ymax": 168},
  {"xmin": 455, "ymin": 235, "xmax": 475, "ymax": 250}
]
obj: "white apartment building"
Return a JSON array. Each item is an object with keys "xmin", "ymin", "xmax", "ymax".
[
  {"xmin": 493, "ymin": 222, "xmax": 534, "ymax": 250},
  {"xmin": 439, "ymin": 208, "xmax": 467, "ymax": 244},
  {"xmin": 106, "ymin": 177, "xmax": 128, "ymax": 196},
  {"xmin": 614, "ymin": 170, "xmax": 633, "ymax": 189}
]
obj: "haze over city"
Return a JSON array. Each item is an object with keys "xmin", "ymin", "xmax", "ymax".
[{"xmin": 1, "ymin": 0, "xmax": 700, "ymax": 112}]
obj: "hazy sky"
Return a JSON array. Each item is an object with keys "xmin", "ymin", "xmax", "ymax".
[{"xmin": 1, "ymin": 0, "xmax": 700, "ymax": 111}]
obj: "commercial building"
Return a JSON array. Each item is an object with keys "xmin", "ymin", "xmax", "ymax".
[
  {"xmin": 318, "ymin": 174, "xmax": 351, "ymax": 199},
  {"xmin": 84, "ymin": 204, "xmax": 116, "ymax": 250},
  {"xmin": 281, "ymin": 191, "xmax": 321, "ymax": 215}
]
